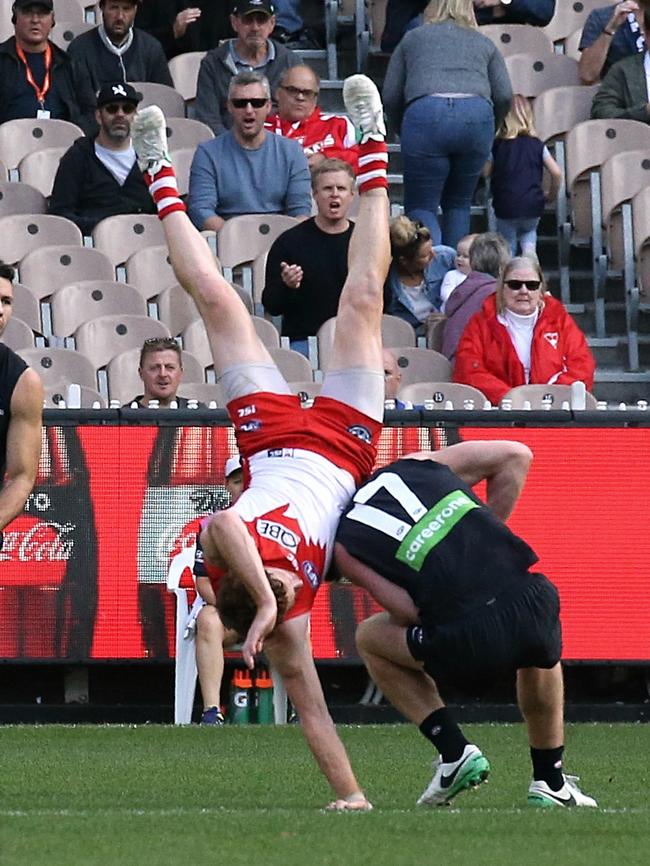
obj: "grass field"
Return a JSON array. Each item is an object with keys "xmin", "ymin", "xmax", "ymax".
[{"xmin": 1, "ymin": 722, "xmax": 648, "ymax": 866}]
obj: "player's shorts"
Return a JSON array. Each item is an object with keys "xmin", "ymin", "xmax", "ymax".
[{"xmin": 406, "ymin": 573, "xmax": 562, "ymax": 687}]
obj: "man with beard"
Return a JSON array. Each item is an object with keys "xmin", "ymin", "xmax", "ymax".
[{"xmin": 49, "ymin": 82, "xmax": 156, "ymax": 235}]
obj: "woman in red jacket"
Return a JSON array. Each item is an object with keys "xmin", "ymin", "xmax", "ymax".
[{"xmin": 453, "ymin": 256, "xmax": 595, "ymax": 405}]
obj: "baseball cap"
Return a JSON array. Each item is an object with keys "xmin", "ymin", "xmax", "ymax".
[
  {"xmin": 225, "ymin": 455, "xmax": 242, "ymax": 478},
  {"xmin": 96, "ymin": 81, "xmax": 142, "ymax": 109},
  {"xmin": 233, "ymin": 0, "xmax": 275, "ymax": 17},
  {"xmin": 13, "ymin": 0, "xmax": 54, "ymax": 9}
]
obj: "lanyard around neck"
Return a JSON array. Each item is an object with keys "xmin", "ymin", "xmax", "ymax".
[{"xmin": 15, "ymin": 41, "xmax": 52, "ymax": 108}]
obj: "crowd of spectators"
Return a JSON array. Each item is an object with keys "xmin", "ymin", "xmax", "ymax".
[{"xmin": 2, "ymin": 0, "xmax": 615, "ymax": 419}]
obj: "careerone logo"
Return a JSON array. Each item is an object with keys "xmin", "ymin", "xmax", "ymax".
[{"xmin": 395, "ymin": 490, "xmax": 479, "ymax": 572}]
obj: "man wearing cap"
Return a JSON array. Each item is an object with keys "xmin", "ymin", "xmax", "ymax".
[
  {"xmin": 194, "ymin": 0, "xmax": 300, "ymax": 137},
  {"xmin": 67, "ymin": 0, "xmax": 173, "ymax": 93},
  {"xmin": 0, "ymin": 1, "xmax": 95, "ymax": 129},
  {"xmin": 49, "ymin": 81, "xmax": 156, "ymax": 235}
]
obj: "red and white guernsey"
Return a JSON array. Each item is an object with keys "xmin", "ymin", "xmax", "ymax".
[{"xmin": 204, "ymin": 391, "xmax": 381, "ymax": 619}]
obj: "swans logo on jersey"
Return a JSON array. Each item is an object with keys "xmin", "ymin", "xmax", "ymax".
[
  {"xmin": 543, "ymin": 332, "xmax": 559, "ymax": 349},
  {"xmin": 301, "ymin": 560, "xmax": 319, "ymax": 588},
  {"xmin": 241, "ymin": 420, "xmax": 262, "ymax": 432},
  {"xmin": 347, "ymin": 424, "xmax": 372, "ymax": 444},
  {"xmin": 256, "ymin": 519, "xmax": 299, "ymax": 550}
]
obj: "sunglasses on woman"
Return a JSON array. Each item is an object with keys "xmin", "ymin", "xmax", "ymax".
[{"xmin": 504, "ymin": 279, "xmax": 542, "ymax": 291}]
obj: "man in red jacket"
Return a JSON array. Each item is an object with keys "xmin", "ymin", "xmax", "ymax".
[
  {"xmin": 265, "ymin": 64, "xmax": 358, "ymax": 169},
  {"xmin": 453, "ymin": 257, "xmax": 595, "ymax": 405}
]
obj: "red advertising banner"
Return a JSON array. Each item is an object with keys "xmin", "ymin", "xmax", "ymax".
[{"xmin": 0, "ymin": 422, "xmax": 648, "ymax": 662}]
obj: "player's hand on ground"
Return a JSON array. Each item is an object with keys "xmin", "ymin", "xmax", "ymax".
[
  {"xmin": 326, "ymin": 795, "xmax": 373, "ymax": 812},
  {"xmin": 280, "ymin": 261, "xmax": 303, "ymax": 289}
]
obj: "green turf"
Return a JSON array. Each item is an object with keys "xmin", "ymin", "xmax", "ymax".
[{"xmin": 0, "ymin": 723, "xmax": 648, "ymax": 866}]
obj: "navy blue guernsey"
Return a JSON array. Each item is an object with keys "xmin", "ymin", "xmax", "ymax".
[
  {"xmin": 336, "ymin": 458, "xmax": 538, "ymax": 626},
  {"xmin": 0, "ymin": 344, "xmax": 28, "ymax": 481}
]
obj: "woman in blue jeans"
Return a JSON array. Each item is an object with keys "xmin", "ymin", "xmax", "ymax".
[{"xmin": 383, "ymin": 0, "xmax": 512, "ymax": 249}]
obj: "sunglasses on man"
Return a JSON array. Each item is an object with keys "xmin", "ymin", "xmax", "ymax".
[{"xmin": 230, "ymin": 97, "xmax": 269, "ymax": 109}]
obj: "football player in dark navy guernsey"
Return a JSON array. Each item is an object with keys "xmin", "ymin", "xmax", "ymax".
[
  {"xmin": 0, "ymin": 261, "xmax": 43, "ymax": 551},
  {"xmin": 334, "ymin": 440, "xmax": 598, "ymax": 809}
]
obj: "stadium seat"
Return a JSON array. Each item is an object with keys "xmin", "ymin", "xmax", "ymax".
[
  {"xmin": 392, "ymin": 347, "xmax": 452, "ymax": 387},
  {"xmin": 126, "ymin": 244, "xmax": 179, "ymax": 300},
  {"xmin": 532, "ymin": 84, "xmax": 598, "ymax": 147},
  {"xmin": 49, "ymin": 18, "xmax": 94, "ymax": 51},
  {"xmin": 18, "ymin": 146, "xmax": 70, "ymax": 197},
  {"xmin": 542, "ymin": 0, "xmax": 602, "ymax": 46},
  {"xmin": 74, "ymin": 314, "xmax": 171, "ymax": 371},
  {"xmin": 502, "ymin": 384, "xmax": 597, "ymax": 409},
  {"xmin": 182, "ymin": 318, "xmax": 213, "ymax": 371},
  {"xmin": 0, "ymin": 214, "xmax": 82, "ymax": 266},
  {"xmin": 132, "ymin": 81, "xmax": 186, "ymax": 118},
  {"xmin": 12, "ymin": 282, "xmax": 42, "ymax": 333},
  {"xmin": 504, "ymin": 52, "xmax": 580, "ymax": 97},
  {"xmin": 0, "ymin": 180, "xmax": 47, "ymax": 217},
  {"xmin": 18, "ymin": 346, "xmax": 98, "ymax": 389},
  {"xmin": 169, "ymin": 147, "xmax": 194, "ymax": 197},
  {"xmin": 481, "ymin": 23, "xmax": 554, "ymax": 57},
  {"xmin": 317, "ymin": 314, "xmax": 417, "ymax": 371},
  {"xmin": 92, "ymin": 214, "xmax": 165, "ymax": 268},
  {"xmin": 252, "ymin": 315, "xmax": 280, "ymax": 349},
  {"xmin": 2, "ymin": 316, "xmax": 36, "ymax": 351},
  {"xmin": 563, "ymin": 27, "xmax": 583, "ymax": 62},
  {"xmin": 19, "ymin": 245, "xmax": 114, "ymax": 298},
  {"xmin": 216, "ymin": 213, "xmax": 299, "ymax": 292},
  {"xmin": 50, "ymin": 280, "xmax": 148, "ymax": 340},
  {"xmin": 107, "ymin": 347, "xmax": 205, "ymax": 406},
  {"xmin": 176, "ymin": 383, "xmax": 226, "ymax": 405},
  {"xmin": 0, "ymin": 157, "xmax": 7, "ymax": 181},
  {"xmin": 168, "ymin": 51, "xmax": 206, "ymax": 102},
  {"xmin": 562, "ymin": 120, "xmax": 650, "ymax": 332},
  {"xmin": 398, "ymin": 381, "xmax": 489, "ymax": 409},
  {"xmin": 0, "ymin": 117, "xmax": 83, "ymax": 173},
  {"xmin": 156, "ymin": 283, "xmax": 200, "ymax": 335},
  {"xmin": 44, "ymin": 380, "xmax": 106, "ymax": 408},
  {"xmin": 164, "ymin": 116, "xmax": 213, "ymax": 150},
  {"xmin": 267, "ymin": 346, "xmax": 313, "ymax": 382}
]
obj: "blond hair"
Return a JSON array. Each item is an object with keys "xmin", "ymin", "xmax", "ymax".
[
  {"xmin": 389, "ymin": 215, "xmax": 431, "ymax": 261},
  {"xmin": 497, "ymin": 94, "xmax": 536, "ymax": 140},
  {"xmin": 424, "ymin": 0, "xmax": 478, "ymax": 30}
]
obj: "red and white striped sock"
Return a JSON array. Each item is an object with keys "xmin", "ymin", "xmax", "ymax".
[
  {"xmin": 356, "ymin": 139, "xmax": 388, "ymax": 194},
  {"xmin": 143, "ymin": 165, "xmax": 186, "ymax": 220}
]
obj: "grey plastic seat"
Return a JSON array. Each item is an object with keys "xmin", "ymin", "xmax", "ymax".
[
  {"xmin": 92, "ymin": 214, "xmax": 165, "ymax": 268},
  {"xmin": 50, "ymin": 280, "xmax": 148, "ymax": 338},
  {"xmin": 0, "ymin": 181, "xmax": 47, "ymax": 217},
  {"xmin": 49, "ymin": 18, "xmax": 93, "ymax": 51},
  {"xmin": 0, "ymin": 214, "xmax": 82, "ymax": 266},
  {"xmin": 0, "ymin": 117, "xmax": 83, "ymax": 171},
  {"xmin": 504, "ymin": 52, "xmax": 580, "ymax": 98},
  {"xmin": 502, "ymin": 384, "xmax": 597, "ymax": 409},
  {"xmin": 44, "ymin": 380, "xmax": 106, "ymax": 408},
  {"xmin": 542, "ymin": 0, "xmax": 603, "ymax": 44},
  {"xmin": 74, "ymin": 315, "xmax": 171, "ymax": 371},
  {"xmin": 19, "ymin": 245, "xmax": 114, "ymax": 298},
  {"xmin": 481, "ymin": 23, "xmax": 554, "ymax": 57},
  {"xmin": 317, "ymin": 314, "xmax": 417, "ymax": 371},
  {"xmin": 2, "ymin": 316, "xmax": 36, "ymax": 351},
  {"xmin": 398, "ymin": 382, "xmax": 489, "ymax": 409},
  {"xmin": 18, "ymin": 146, "xmax": 69, "ymax": 197},
  {"xmin": 132, "ymin": 81, "xmax": 186, "ymax": 118},
  {"xmin": 18, "ymin": 346, "xmax": 98, "ymax": 389},
  {"xmin": 268, "ymin": 346, "xmax": 313, "ymax": 382},
  {"xmin": 12, "ymin": 282, "xmax": 42, "ymax": 333},
  {"xmin": 392, "ymin": 347, "xmax": 452, "ymax": 387},
  {"xmin": 164, "ymin": 116, "xmax": 213, "ymax": 150},
  {"xmin": 168, "ymin": 51, "xmax": 207, "ymax": 102}
]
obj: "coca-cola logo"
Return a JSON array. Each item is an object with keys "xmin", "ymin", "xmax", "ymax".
[{"xmin": 0, "ymin": 520, "xmax": 74, "ymax": 562}]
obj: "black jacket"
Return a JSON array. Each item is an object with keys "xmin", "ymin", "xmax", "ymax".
[
  {"xmin": 135, "ymin": 0, "xmax": 233, "ymax": 57},
  {"xmin": 0, "ymin": 37, "xmax": 95, "ymax": 133},
  {"xmin": 48, "ymin": 136, "xmax": 156, "ymax": 235},
  {"xmin": 66, "ymin": 27, "xmax": 173, "ymax": 92}
]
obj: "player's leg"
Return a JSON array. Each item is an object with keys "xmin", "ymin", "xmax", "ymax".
[
  {"xmin": 132, "ymin": 106, "xmax": 272, "ymax": 376},
  {"xmin": 357, "ymin": 613, "xmax": 489, "ymax": 807},
  {"xmin": 264, "ymin": 614, "xmax": 371, "ymax": 811},
  {"xmin": 195, "ymin": 604, "xmax": 238, "ymax": 725},
  {"xmin": 319, "ymin": 76, "xmax": 390, "ymax": 418},
  {"xmin": 519, "ymin": 665, "xmax": 597, "ymax": 807}
]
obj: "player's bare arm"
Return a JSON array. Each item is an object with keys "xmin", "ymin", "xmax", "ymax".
[
  {"xmin": 0, "ymin": 368, "xmax": 43, "ymax": 531},
  {"xmin": 265, "ymin": 614, "xmax": 372, "ymax": 811},
  {"xmin": 196, "ymin": 575, "xmax": 218, "ymax": 606},
  {"xmin": 201, "ymin": 508, "xmax": 278, "ymax": 666},
  {"xmin": 334, "ymin": 542, "xmax": 420, "ymax": 625},
  {"xmin": 403, "ymin": 440, "xmax": 533, "ymax": 521}
]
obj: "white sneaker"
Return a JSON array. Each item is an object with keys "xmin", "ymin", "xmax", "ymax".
[
  {"xmin": 342, "ymin": 74, "xmax": 386, "ymax": 143},
  {"xmin": 132, "ymin": 105, "xmax": 171, "ymax": 175},
  {"xmin": 417, "ymin": 744, "xmax": 490, "ymax": 807},
  {"xmin": 528, "ymin": 774, "xmax": 598, "ymax": 808}
]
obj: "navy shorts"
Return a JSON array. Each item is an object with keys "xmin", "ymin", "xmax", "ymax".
[{"xmin": 406, "ymin": 573, "xmax": 562, "ymax": 687}]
